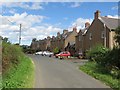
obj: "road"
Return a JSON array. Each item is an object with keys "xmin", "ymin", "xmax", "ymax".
[{"xmin": 29, "ymin": 55, "xmax": 110, "ymax": 88}]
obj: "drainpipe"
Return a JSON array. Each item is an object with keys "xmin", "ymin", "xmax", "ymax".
[
  {"xmin": 81, "ymin": 35, "xmax": 83, "ymax": 53},
  {"xmin": 104, "ymin": 24, "xmax": 106, "ymax": 47}
]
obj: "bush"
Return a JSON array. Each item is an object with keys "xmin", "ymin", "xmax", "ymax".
[
  {"xmin": 80, "ymin": 61, "xmax": 119, "ymax": 90},
  {"xmin": 2, "ymin": 42, "xmax": 24, "ymax": 73},
  {"xmin": 87, "ymin": 45, "xmax": 120, "ymax": 78},
  {"xmin": 104, "ymin": 47, "xmax": 119, "ymax": 67},
  {"xmin": 102, "ymin": 47, "xmax": 120, "ymax": 77},
  {"xmin": 53, "ymin": 47, "xmax": 60, "ymax": 54},
  {"xmin": 2, "ymin": 56, "xmax": 34, "ymax": 88},
  {"xmin": 2, "ymin": 41, "xmax": 35, "ymax": 88},
  {"xmin": 87, "ymin": 44, "xmax": 109, "ymax": 63}
]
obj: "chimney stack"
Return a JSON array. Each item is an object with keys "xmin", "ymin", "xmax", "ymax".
[
  {"xmin": 52, "ymin": 36, "xmax": 55, "ymax": 39},
  {"xmin": 85, "ymin": 22, "xmax": 90, "ymax": 28},
  {"xmin": 63, "ymin": 30, "xmax": 68, "ymax": 34},
  {"xmin": 57, "ymin": 32, "xmax": 60, "ymax": 37},
  {"xmin": 94, "ymin": 10, "xmax": 100, "ymax": 19},
  {"xmin": 73, "ymin": 27, "xmax": 77, "ymax": 32},
  {"xmin": 47, "ymin": 36, "xmax": 51, "ymax": 39}
]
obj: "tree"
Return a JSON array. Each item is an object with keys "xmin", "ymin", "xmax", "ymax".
[
  {"xmin": 0, "ymin": 36, "xmax": 3, "ymax": 40},
  {"xmin": 53, "ymin": 47, "xmax": 60, "ymax": 54},
  {"xmin": 32, "ymin": 38, "xmax": 37, "ymax": 42},
  {"xmin": 114, "ymin": 26, "xmax": 120, "ymax": 48}
]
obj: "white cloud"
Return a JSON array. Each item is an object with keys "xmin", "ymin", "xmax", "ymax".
[
  {"xmin": 0, "ymin": 12, "xmax": 63, "ymax": 45},
  {"xmin": 70, "ymin": 17, "xmax": 93, "ymax": 32},
  {"xmin": 30, "ymin": 2, "xmax": 43, "ymax": 10},
  {"xmin": 107, "ymin": 15, "xmax": 119, "ymax": 18},
  {"xmin": 1, "ymin": 2, "xmax": 43, "ymax": 10},
  {"xmin": 70, "ymin": 2, "xmax": 81, "ymax": 8},
  {"xmin": 0, "ymin": 0, "xmax": 119, "ymax": 2},
  {"xmin": 112, "ymin": 6, "xmax": 118, "ymax": 10},
  {"xmin": 9, "ymin": 9, "xmax": 17, "ymax": 14},
  {"xmin": 20, "ymin": 25, "xmax": 62, "ymax": 45}
]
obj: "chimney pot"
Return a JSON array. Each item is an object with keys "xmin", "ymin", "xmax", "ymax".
[
  {"xmin": 63, "ymin": 30, "xmax": 68, "ymax": 34},
  {"xmin": 94, "ymin": 10, "xmax": 100, "ymax": 19},
  {"xmin": 85, "ymin": 22, "xmax": 90, "ymax": 28},
  {"xmin": 57, "ymin": 32, "xmax": 60, "ymax": 37},
  {"xmin": 73, "ymin": 27, "xmax": 77, "ymax": 32}
]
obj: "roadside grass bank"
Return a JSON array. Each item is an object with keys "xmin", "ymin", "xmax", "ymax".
[
  {"xmin": 2, "ymin": 56, "xmax": 35, "ymax": 88},
  {"xmin": 80, "ymin": 61, "xmax": 119, "ymax": 90},
  {"xmin": 2, "ymin": 42, "xmax": 35, "ymax": 88}
]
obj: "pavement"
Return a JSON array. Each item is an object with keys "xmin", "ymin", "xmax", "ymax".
[{"xmin": 29, "ymin": 54, "xmax": 111, "ymax": 88}]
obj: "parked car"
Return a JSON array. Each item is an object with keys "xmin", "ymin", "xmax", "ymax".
[
  {"xmin": 42, "ymin": 51, "xmax": 53, "ymax": 56},
  {"xmin": 74, "ymin": 51, "xmax": 86, "ymax": 59},
  {"xmin": 55, "ymin": 51, "xmax": 71, "ymax": 59},
  {"xmin": 77, "ymin": 52, "xmax": 83, "ymax": 59},
  {"xmin": 35, "ymin": 51, "xmax": 43, "ymax": 55}
]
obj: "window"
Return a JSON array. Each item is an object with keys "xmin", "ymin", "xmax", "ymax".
[
  {"xmin": 101, "ymin": 31, "xmax": 105, "ymax": 38},
  {"xmin": 89, "ymin": 33, "xmax": 92, "ymax": 40},
  {"xmin": 79, "ymin": 35, "xmax": 81, "ymax": 41}
]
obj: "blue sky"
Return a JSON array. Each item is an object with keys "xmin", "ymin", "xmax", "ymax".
[{"xmin": 0, "ymin": 2, "xmax": 118, "ymax": 45}]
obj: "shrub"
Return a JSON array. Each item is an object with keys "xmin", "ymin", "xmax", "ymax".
[
  {"xmin": 114, "ymin": 26, "xmax": 120, "ymax": 47},
  {"xmin": 80, "ymin": 61, "xmax": 119, "ymax": 89},
  {"xmin": 53, "ymin": 47, "xmax": 60, "ymax": 54},
  {"xmin": 103, "ymin": 47, "xmax": 120, "ymax": 77},
  {"xmin": 87, "ymin": 45, "xmax": 120, "ymax": 78},
  {"xmin": 87, "ymin": 44, "xmax": 109, "ymax": 63},
  {"xmin": 2, "ymin": 41, "xmax": 35, "ymax": 88},
  {"xmin": 2, "ymin": 42, "xmax": 23, "ymax": 73}
]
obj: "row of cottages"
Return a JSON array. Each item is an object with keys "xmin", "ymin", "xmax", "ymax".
[
  {"xmin": 30, "ymin": 28, "xmax": 77, "ymax": 53},
  {"xmin": 75, "ymin": 10, "xmax": 119, "ymax": 54},
  {"xmin": 31, "ymin": 36, "xmax": 51, "ymax": 51},
  {"xmin": 50, "ymin": 28, "xmax": 78, "ymax": 54},
  {"xmin": 31, "ymin": 10, "xmax": 119, "ymax": 55}
]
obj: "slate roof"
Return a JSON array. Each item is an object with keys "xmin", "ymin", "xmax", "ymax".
[
  {"xmin": 62, "ymin": 31, "xmax": 72, "ymax": 39},
  {"xmin": 56, "ymin": 31, "xmax": 72, "ymax": 40},
  {"xmin": 76, "ymin": 26, "xmax": 90, "ymax": 37},
  {"xmin": 79, "ymin": 16, "xmax": 119, "ymax": 36},
  {"xmin": 99, "ymin": 16, "xmax": 119, "ymax": 30},
  {"xmin": 82, "ymin": 26, "xmax": 90, "ymax": 35}
]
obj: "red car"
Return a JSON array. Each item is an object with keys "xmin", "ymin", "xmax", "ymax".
[{"xmin": 55, "ymin": 51, "xmax": 71, "ymax": 59}]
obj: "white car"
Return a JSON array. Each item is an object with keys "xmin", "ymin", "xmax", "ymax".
[
  {"xmin": 35, "ymin": 51, "xmax": 43, "ymax": 55},
  {"xmin": 42, "ymin": 51, "xmax": 53, "ymax": 56}
]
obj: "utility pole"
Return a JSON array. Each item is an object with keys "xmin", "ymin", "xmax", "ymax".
[
  {"xmin": 6, "ymin": 18, "xmax": 22, "ymax": 45},
  {"xmin": 19, "ymin": 24, "xmax": 22, "ymax": 45}
]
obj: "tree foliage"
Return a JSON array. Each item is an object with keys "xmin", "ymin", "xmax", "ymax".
[
  {"xmin": 87, "ymin": 44, "xmax": 109, "ymax": 62},
  {"xmin": 2, "ymin": 41, "xmax": 23, "ymax": 73},
  {"xmin": 114, "ymin": 26, "xmax": 120, "ymax": 47},
  {"xmin": 53, "ymin": 47, "xmax": 60, "ymax": 54},
  {"xmin": 32, "ymin": 38, "xmax": 37, "ymax": 42}
]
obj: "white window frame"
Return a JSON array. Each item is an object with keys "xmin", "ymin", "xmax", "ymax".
[
  {"xmin": 79, "ymin": 35, "xmax": 81, "ymax": 41},
  {"xmin": 89, "ymin": 33, "xmax": 92, "ymax": 40},
  {"xmin": 101, "ymin": 31, "xmax": 105, "ymax": 38}
]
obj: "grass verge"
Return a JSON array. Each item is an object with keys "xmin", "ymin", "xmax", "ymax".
[
  {"xmin": 2, "ymin": 55, "xmax": 35, "ymax": 88},
  {"xmin": 80, "ymin": 61, "xmax": 119, "ymax": 90}
]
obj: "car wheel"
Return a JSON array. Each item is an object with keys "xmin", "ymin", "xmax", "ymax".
[{"xmin": 60, "ymin": 56, "xmax": 63, "ymax": 59}]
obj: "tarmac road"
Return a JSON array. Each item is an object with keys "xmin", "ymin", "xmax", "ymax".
[{"xmin": 29, "ymin": 55, "xmax": 110, "ymax": 88}]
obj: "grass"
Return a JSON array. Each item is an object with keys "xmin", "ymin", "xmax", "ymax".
[
  {"xmin": 2, "ymin": 55, "xmax": 35, "ymax": 88},
  {"xmin": 2, "ymin": 42, "xmax": 35, "ymax": 88},
  {"xmin": 80, "ymin": 61, "xmax": 119, "ymax": 90}
]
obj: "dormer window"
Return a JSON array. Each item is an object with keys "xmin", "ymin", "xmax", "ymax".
[
  {"xmin": 101, "ymin": 31, "xmax": 105, "ymax": 38},
  {"xmin": 89, "ymin": 33, "xmax": 92, "ymax": 40}
]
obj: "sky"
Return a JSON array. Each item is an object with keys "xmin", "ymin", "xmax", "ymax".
[{"xmin": 0, "ymin": 2, "xmax": 119, "ymax": 45}]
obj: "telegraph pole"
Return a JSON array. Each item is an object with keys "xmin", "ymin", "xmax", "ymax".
[
  {"xmin": 6, "ymin": 18, "xmax": 22, "ymax": 45},
  {"xmin": 19, "ymin": 24, "xmax": 22, "ymax": 45}
]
